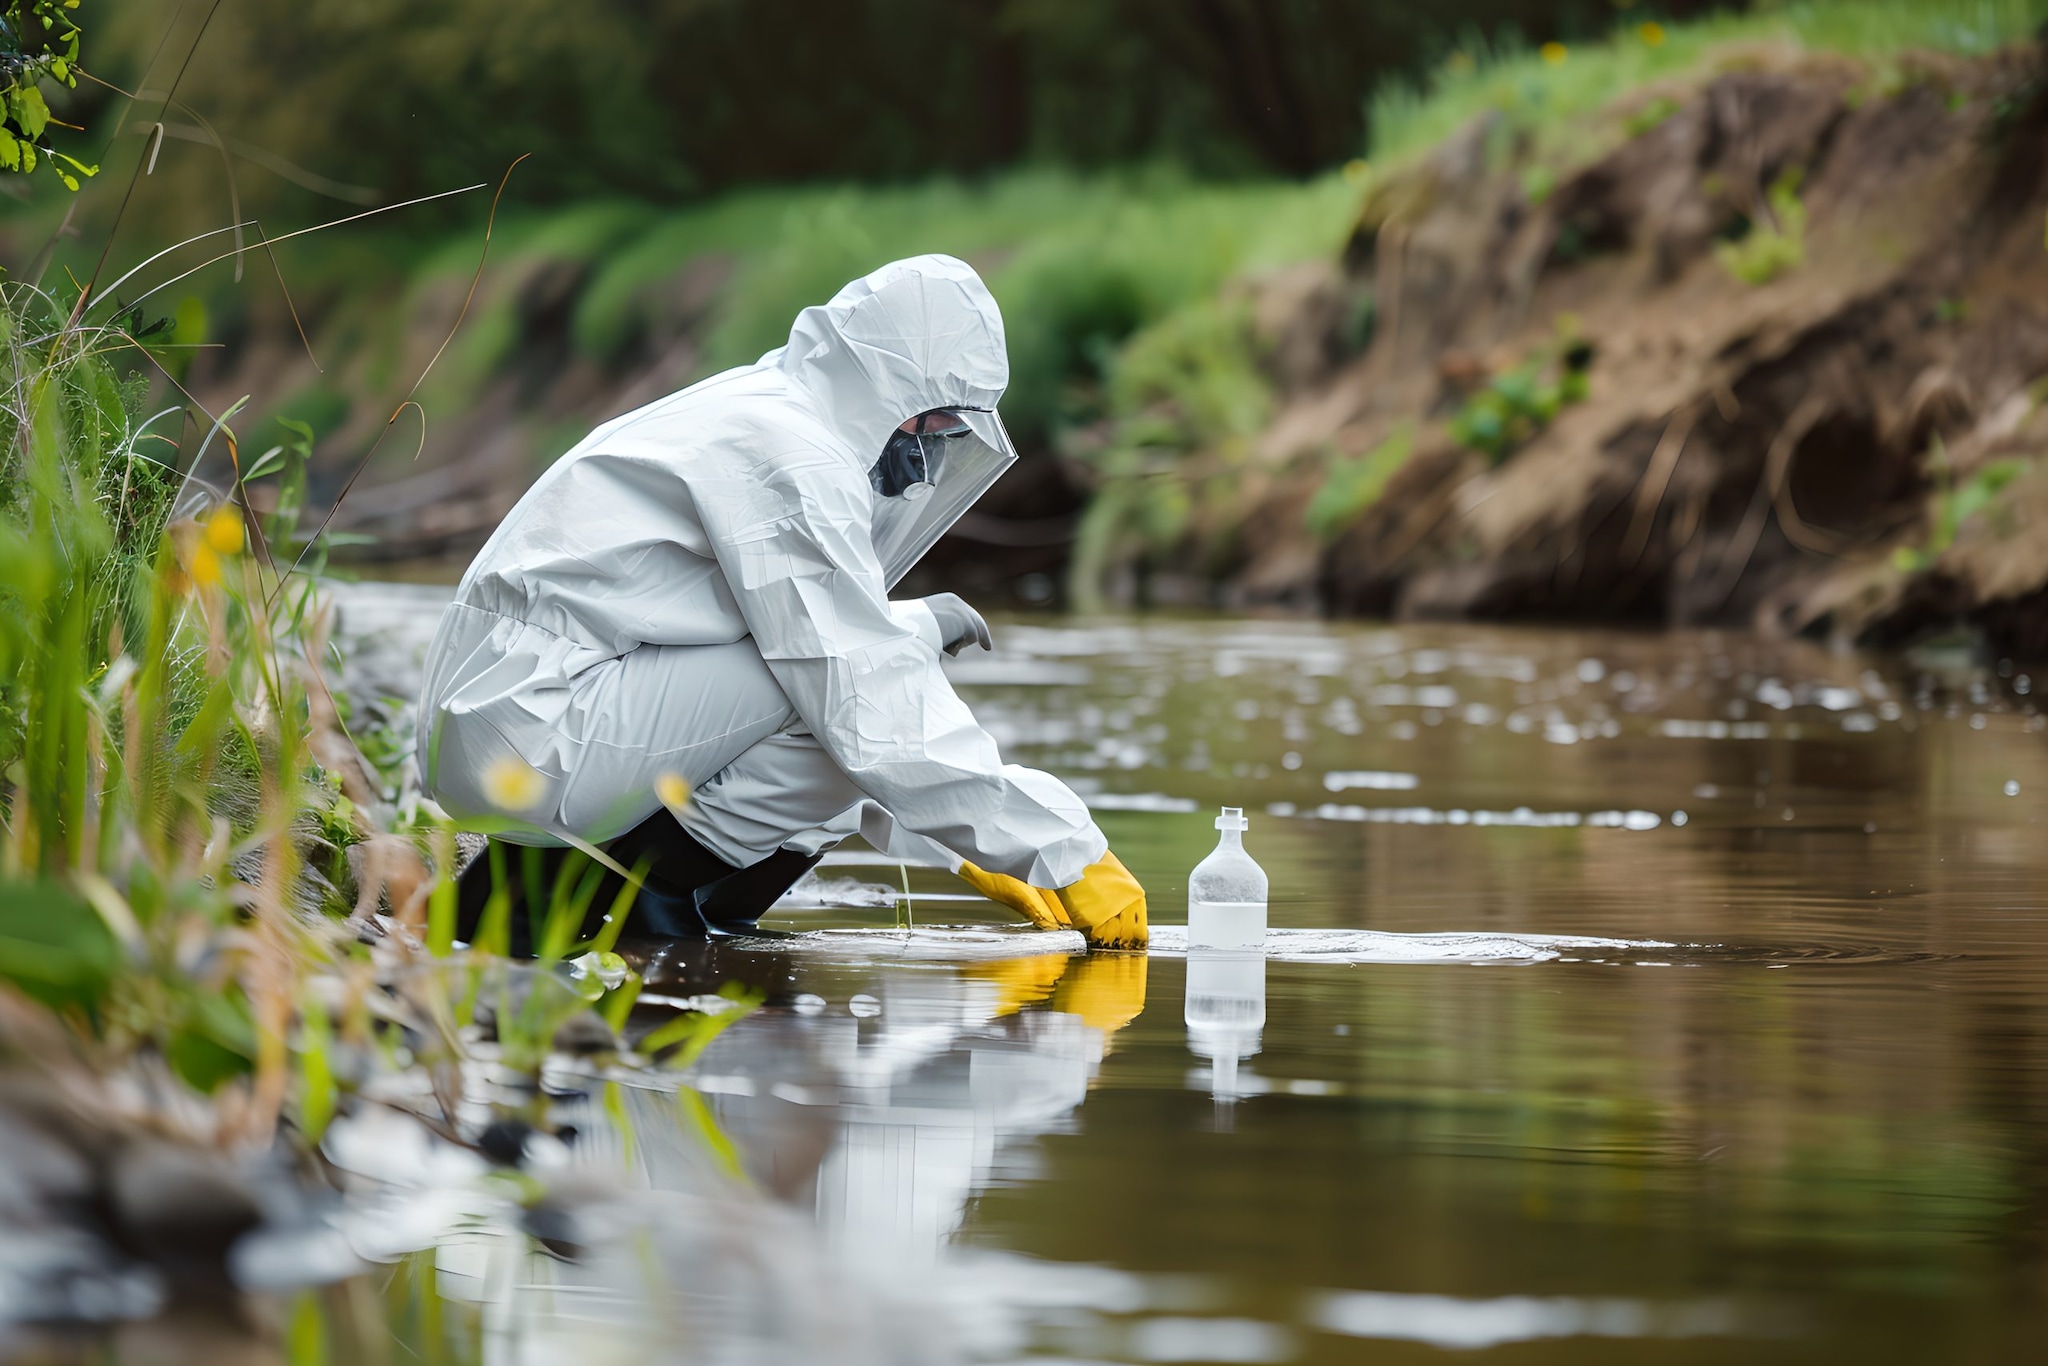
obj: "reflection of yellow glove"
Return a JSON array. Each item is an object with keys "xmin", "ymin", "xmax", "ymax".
[
  {"xmin": 966, "ymin": 953, "xmax": 1074, "ymax": 1018},
  {"xmin": 1049, "ymin": 952, "xmax": 1149, "ymax": 1036},
  {"xmin": 1055, "ymin": 852, "xmax": 1149, "ymax": 950},
  {"xmin": 956, "ymin": 860, "xmax": 1072, "ymax": 930}
]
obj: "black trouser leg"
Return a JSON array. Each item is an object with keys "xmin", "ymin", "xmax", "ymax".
[{"xmin": 455, "ymin": 811, "xmax": 821, "ymax": 952}]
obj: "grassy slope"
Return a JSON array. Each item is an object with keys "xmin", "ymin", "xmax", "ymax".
[{"xmin": 1368, "ymin": 0, "xmax": 2048, "ymax": 168}]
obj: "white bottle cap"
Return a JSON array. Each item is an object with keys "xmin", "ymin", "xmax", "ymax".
[{"xmin": 1216, "ymin": 806, "xmax": 1247, "ymax": 832}]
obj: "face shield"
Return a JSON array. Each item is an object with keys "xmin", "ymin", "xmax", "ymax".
[{"xmin": 869, "ymin": 407, "xmax": 1018, "ymax": 587}]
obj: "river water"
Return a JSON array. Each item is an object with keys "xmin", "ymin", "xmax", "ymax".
[{"xmin": 330, "ymin": 590, "xmax": 2048, "ymax": 1363}]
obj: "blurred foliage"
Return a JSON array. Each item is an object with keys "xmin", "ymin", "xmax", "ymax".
[
  {"xmin": 159, "ymin": 172, "xmax": 1360, "ymax": 459},
  {"xmin": 76, "ymin": 0, "xmax": 1735, "ymax": 225},
  {"xmin": 1068, "ymin": 296, "xmax": 1273, "ymax": 606}
]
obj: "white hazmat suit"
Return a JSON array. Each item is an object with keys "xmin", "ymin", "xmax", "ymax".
[{"xmin": 417, "ymin": 254, "xmax": 1106, "ymax": 891}]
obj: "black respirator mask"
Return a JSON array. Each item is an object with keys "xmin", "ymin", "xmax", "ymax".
[{"xmin": 871, "ymin": 411, "xmax": 972, "ymax": 500}]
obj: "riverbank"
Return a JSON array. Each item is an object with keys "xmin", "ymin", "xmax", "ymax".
[
  {"xmin": 19, "ymin": 1, "xmax": 2046, "ymax": 652},
  {"xmin": 1068, "ymin": 2, "xmax": 2048, "ymax": 664}
]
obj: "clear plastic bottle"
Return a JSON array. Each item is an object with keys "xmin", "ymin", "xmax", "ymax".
[{"xmin": 1188, "ymin": 806, "xmax": 1267, "ymax": 950}]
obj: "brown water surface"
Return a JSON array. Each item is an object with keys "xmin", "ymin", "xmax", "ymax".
[
  {"xmin": 183, "ymin": 595, "xmax": 2048, "ymax": 1361},
  {"xmin": 666, "ymin": 614, "xmax": 2048, "ymax": 1363}
]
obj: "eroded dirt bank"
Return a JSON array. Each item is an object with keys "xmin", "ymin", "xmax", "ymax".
[{"xmin": 1185, "ymin": 43, "xmax": 2048, "ymax": 657}]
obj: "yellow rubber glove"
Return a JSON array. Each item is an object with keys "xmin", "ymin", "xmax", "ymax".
[
  {"xmin": 956, "ymin": 860, "xmax": 1071, "ymax": 930},
  {"xmin": 1054, "ymin": 852, "xmax": 1149, "ymax": 950}
]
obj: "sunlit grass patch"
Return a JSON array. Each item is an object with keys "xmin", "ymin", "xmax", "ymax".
[{"xmin": 1369, "ymin": 0, "xmax": 2048, "ymax": 171}]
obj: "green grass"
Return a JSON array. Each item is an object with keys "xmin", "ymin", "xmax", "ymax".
[
  {"xmin": 1368, "ymin": 0, "xmax": 2048, "ymax": 171},
  {"xmin": 0, "ymin": 271, "xmax": 678, "ymax": 1134}
]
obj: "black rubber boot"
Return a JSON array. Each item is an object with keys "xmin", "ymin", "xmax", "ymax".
[{"xmin": 455, "ymin": 812, "xmax": 821, "ymax": 952}]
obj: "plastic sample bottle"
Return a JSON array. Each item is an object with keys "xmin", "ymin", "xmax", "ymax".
[{"xmin": 1188, "ymin": 806, "xmax": 1268, "ymax": 950}]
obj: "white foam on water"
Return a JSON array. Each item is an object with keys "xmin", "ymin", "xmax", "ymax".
[
  {"xmin": 1271, "ymin": 802, "xmax": 1665, "ymax": 830},
  {"xmin": 743, "ymin": 926, "xmax": 1088, "ymax": 962},
  {"xmin": 1088, "ymin": 792, "xmax": 1201, "ymax": 813},
  {"xmin": 773, "ymin": 874, "xmax": 902, "ymax": 909},
  {"xmin": 1147, "ymin": 925, "xmax": 1672, "ymax": 964},
  {"xmin": 1310, "ymin": 1289, "xmax": 1754, "ymax": 1349},
  {"xmin": 1322, "ymin": 770, "xmax": 1420, "ymax": 792},
  {"xmin": 745, "ymin": 924, "xmax": 1670, "ymax": 965}
]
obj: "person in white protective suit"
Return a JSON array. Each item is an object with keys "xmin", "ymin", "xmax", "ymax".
[{"xmin": 416, "ymin": 254, "xmax": 1147, "ymax": 949}]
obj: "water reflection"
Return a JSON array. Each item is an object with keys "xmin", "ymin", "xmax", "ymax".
[
  {"xmin": 304, "ymin": 591, "xmax": 2048, "ymax": 1362},
  {"xmin": 638, "ymin": 938, "xmax": 1148, "ymax": 1270},
  {"xmin": 1185, "ymin": 949, "xmax": 1265, "ymax": 1107}
]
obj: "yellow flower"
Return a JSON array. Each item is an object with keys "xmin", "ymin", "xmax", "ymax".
[
  {"xmin": 1540, "ymin": 41, "xmax": 1568, "ymax": 65},
  {"xmin": 188, "ymin": 542, "xmax": 221, "ymax": 587},
  {"xmin": 204, "ymin": 505, "xmax": 244, "ymax": 556},
  {"xmin": 655, "ymin": 772, "xmax": 692, "ymax": 817},
  {"xmin": 1639, "ymin": 21, "xmax": 1666, "ymax": 46},
  {"xmin": 1342, "ymin": 158, "xmax": 1371, "ymax": 184},
  {"xmin": 481, "ymin": 755, "xmax": 547, "ymax": 813}
]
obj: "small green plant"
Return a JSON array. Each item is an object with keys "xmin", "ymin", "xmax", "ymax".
[
  {"xmin": 1717, "ymin": 168, "xmax": 1808, "ymax": 286},
  {"xmin": 1448, "ymin": 338, "xmax": 1595, "ymax": 465},
  {"xmin": 1891, "ymin": 439, "xmax": 2031, "ymax": 571},
  {"xmin": 1306, "ymin": 424, "xmax": 1415, "ymax": 541}
]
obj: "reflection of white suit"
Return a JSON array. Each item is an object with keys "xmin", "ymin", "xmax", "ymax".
[
  {"xmin": 643, "ymin": 971, "xmax": 1103, "ymax": 1263},
  {"xmin": 416, "ymin": 255, "xmax": 1105, "ymax": 886}
]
